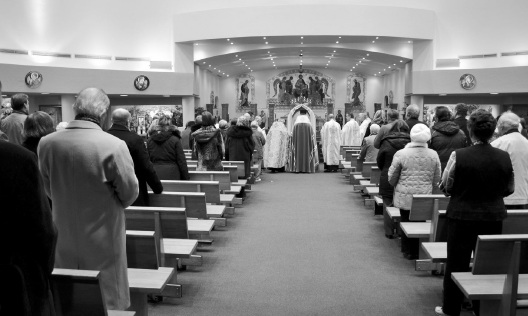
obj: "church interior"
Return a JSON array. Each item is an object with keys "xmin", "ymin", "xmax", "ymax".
[{"xmin": 1, "ymin": 1, "xmax": 528, "ymax": 315}]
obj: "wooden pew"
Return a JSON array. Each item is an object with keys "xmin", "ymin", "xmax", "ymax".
[
  {"xmin": 451, "ymin": 235, "xmax": 528, "ymax": 316},
  {"xmin": 340, "ymin": 145, "xmax": 360, "ymax": 157},
  {"xmin": 148, "ymin": 191, "xmax": 227, "ymax": 227},
  {"xmin": 160, "ymin": 180, "xmax": 236, "ymax": 215},
  {"xmin": 421, "ymin": 210, "xmax": 528, "ymax": 264},
  {"xmin": 126, "ymin": 207, "xmax": 202, "ymax": 266},
  {"xmin": 52, "ymin": 267, "xmax": 174, "ymax": 316},
  {"xmin": 188, "ymin": 171, "xmax": 242, "ymax": 196},
  {"xmin": 51, "ymin": 269, "xmax": 136, "ymax": 316},
  {"xmin": 397, "ymin": 195, "xmax": 450, "ymax": 258},
  {"xmin": 126, "ymin": 230, "xmax": 182, "ymax": 297}
]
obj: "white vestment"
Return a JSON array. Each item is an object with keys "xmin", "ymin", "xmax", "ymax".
[
  {"xmin": 321, "ymin": 119, "xmax": 342, "ymax": 165},
  {"xmin": 341, "ymin": 119, "xmax": 361, "ymax": 146}
]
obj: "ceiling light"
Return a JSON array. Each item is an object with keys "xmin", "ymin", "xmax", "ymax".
[
  {"xmin": 271, "ymin": 58, "xmax": 274, "ymax": 60},
  {"xmin": 325, "ymin": 67, "xmax": 327, "ymax": 68},
  {"xmin": 490, "ymin": 92, "xmax": 499, "ymax": 95},
  {"xmin": 301, "ymin": 42, "xmax": 303, "ymax": 45},
  {"xmin": 263, "ymin": 37, "xmax": 266, "ymax": 39},
  {"xmin": 242, "ymin": 62, "xmax": 245, "ymax": 64},
  {"xmin": 203, "ymin": 62, "xmax": 206, "ymax": 64},
  {"xmin": 362, "ymin": 57, "xmax": 365, "ymax": 59},
  {"xmin": 268, "ymin": 51, "xmax": 270, "ymax": 53},
  {"xmin": 378, "ymin": 72, "xmax": 381, "ymax": 73},
  {"xmin": 338, "ymin": 36, "xmax": 341, "ymax": 39},
  {"xmin": 239, "ymin": 58, "xmax": 242, "ymax": 60},
  {"xmin": 384, "ymin": 69, "xmax": 386, "ymax": 71},
  {"xmin": 353, "ymin": 67, "xmax": 355, "ymax": 69},
  {"xmin": 333, "ymin": 50, "xmax": 336, "ymax": 53},
  {"xmin": 388, "ymin": 66, "xmax": 391, "ymax": 68},
  {"xmin": 408, "ymin": 41, "xmax": 412, "ymax": 43},
  {"xmin": 208, "ymin": 65, "xmax": 211, "ymax": 67},
  {"xmin": 227, "ymin": 39, "xmax": 230, "ymax": 41},
  {"xmin": 301, "ymin": 36, "xmax": 303, "ymax": 39},
  {"xmin": 328, "ymin": 61, "xmax": 330, "ymax": 63},
  {"xmin": 376, "ymin": 37, "xmax": 379, "ymax": 39},
  {"xmin": 366, "ymin": 54, "xmax": 369, "ymax": 56},
  {"xmin": 230, "ymin": 42, "xmax": 234, "ymax": 45},
  {"xmin": 227, "ymin": 75, "xmax": 229, "ymax": 77},
  {"xmin": 218, "ymin": 70, "xmax": 221, "ymax": 72},
  {"xmin": 372, "ymin": 41, "xmax": 375, "ymax": 43},
  {"xmin": 336, "ymin": 41, "xmax": 339, "ymax": 44},
  {"xmin": 222, "ymin": 73, "xmax": 225, "ymax": 75},
  {"xmin": 195, "ymin": 43, "xmax": 198, "ymax": 46},
  {"xmin": 41, "ymin": 92, "xmax": 50, "ymax": 95},
  {"xmin": 120, "ymin": 94, "xmax": 128, "ymax": 96},
  {"xmin": 374, "ymin": 74, "xmax": 377, "ymax": 76},
  {"xmin": 400, "ymin": 60, "xmax": 403, "ymax": 62},
  {"xmin": 439, "ymin": 93, "xmax": 447, "ymax": 96},
  {"xmin": 235, "ymin": 55, "xmax": 238, "ymax": 57},
  {"xmin": 265, "ymin": 42, "xmax": 268, "ymax": 44},
  {"xmin": 393, "ymin": 63, "xmax": 396, "ymax": 66},
  {"xmin": 359, "ymin": 61, "xmax": 361, "ymax": 63}
]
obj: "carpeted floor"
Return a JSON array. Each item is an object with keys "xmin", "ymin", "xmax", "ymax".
[{"xmin": 149, "ymin": 169, "xmax": 469, "ymax": 316}]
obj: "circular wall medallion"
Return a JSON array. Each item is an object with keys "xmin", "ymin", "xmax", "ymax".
[
  {"xmin": 134, "ymin": 75, "xmax": 150, "ymax": 91},
  {"xmin": 460, "ymin": 74, "xmax": 476, "ymax": 90},
  {"xmin": 25, "ymin": 71, "xmax": 43, "ymax": 88}
]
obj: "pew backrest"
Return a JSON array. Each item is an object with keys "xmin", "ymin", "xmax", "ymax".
[
  {"xmin": 51, "ymin": 269, "xmax": 108, "ymax": 316},
  {"xmin": 126, "ymin": 230, "xmax": 160, "ymax": 269},
  {"xmin": 160, "ymin": 180, "xmax": 221, "ymax": 204},
  {"xmin": 472, "ymin": 235, "xmax": 528, "ymax": 274},
  {"xmin": 409, "ymin": 195, "xmax": 450, "ymax": 221},
  {"xmin": 126, "ymin": 205, "xmax": 190, "ymax": 240},
  {"xmin": 148, "ymin": 191, "xmax": 208, "ymax": 220},
  {"xmin": 222, "ymin": 161, "xmax": 246, "ymax": 179},
  {"xmin": 223, "ymin": 165, "xmax": 238, "ymax": 183},
  {"xmin": 361, "ymin": 161, "xmax": 377, "ymax": 178},
  {"xmin": 189, "ymin": 171, "xmax": 231, "ymax": 190}
]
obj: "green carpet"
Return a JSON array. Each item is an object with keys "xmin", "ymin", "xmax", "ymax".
[{"xmin": 149, "ymin": 170, "xmax": 468, "ymax": 316}]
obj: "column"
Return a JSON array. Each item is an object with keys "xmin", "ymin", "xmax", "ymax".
[
  {"xmin": 174, "ymin": 43, "xmax": 194, "ymax": 74},
  {"xmin": 61, "ymin": 95, "xmax": 76, "ymax": 122},
  {"xmin": 182, "ymin": 96, "xmax": 194, "ymax": 126}
]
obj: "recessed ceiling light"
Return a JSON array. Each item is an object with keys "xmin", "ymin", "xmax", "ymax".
[
  {"xmin": 242, "ymin": 62, "xmax": 245, "ymax": 64},
  {"xmin": 388, "ymin": 66, "xmax": 391, "ymax": 68},
  {"xmin": 393, "ymin": 64, "xmax": 396, "ymax": 66},
  {"xmin": 213, "ymin": 67, "xmax": 216, "ymax": 69},
  {"xmin": 338, "ymin": 36, "xmax": 341, "ymax": 39},
  {"xmin": 230, "ymin": 42, "xmax": 234, "ymax": 45},
  {"xmin": 366, "ymin": 54, "xmax": 369, "ymax": 56},
  {"xmin": 400, "ymin": 60, "xmax": 403, "ymax": 62},
  {"xmin": 408, "ymin": 41, "xmax": 412, "ymax": 43},
  {"xmin": 439, "ymin": 93, "xmax": 447, "ymax": 96},
  {"xmin": 359, "ymin": 61, "xmax": 361, "ymax": 63},
  {"xmin": 222, "ymin": 73, "xmax": 225, "ymax": 74},
  {"xmin": 301, "ymin": 36, "xmax": 303, "ymax": 39},
  {"xmin": 218, "ymin": 70, "xmax": 221, "ymax": 72},
  {"xmin": 376, "ymin": 37, "xmax": 379, "ymax": 39},
  {"xmin": 372, "ymin": 41, "xmax": 375, "ymax": 43},
  {"xmin": 41, "ymin": 92, "xmax": 50, "ymax": 95},
  {"xmin": 374, "ymin": 74, "xmax": 377, "ymax": 76},
  {"xmin": 265, "ymin": 42, "xmax": 268, "ymax": 44},
  {"xmin": 490, "ymin": 92, "xmax": 499, "ymax": 95},
  {"xmin": 336, "ymin": 41, "xmax": 339, "ymax": 44},
  {"xmin": 239, "ymin": 58, "xmax": 242, "ymax": 60},
  {"xmin": 235, "ymin": 55, "xmax": 238, "ymax": 57},
  {"xmin": 301, "ymin": 42, "xmax": 303, "ymax": 45},
  {"xmin": 378, "ymin": 72, "xmax": 381, "ymax": 73},
  {"xmin": 362, "ymin": 57, "xmax": 365, "ymax": 59},
  {"xmin": 333, "ymin": 50, "xmax": 336, "ymax": 53},
  {"xmin": 384, "ymin": 69, "xmax": 386, "ymax": 71},
  {"xmin": 263, "ymin": 37, "xmax": 266, "ymax": 39},
  {"xmin": 203, "ymin": 61, "xmax": 206, "ymax": 64},
  {"xmin": 209, "ymin": 65, "xmax": 211, "ymax": 67},
  {"xmin": 353, "ymin": 67, "xmax": 355, "ymax": 69},
  {"xmin": 227, "ymin": 39, "xmax": 230, "ymax": 41},
  {"xmin": 120, "ymin": 94, "xmax": 128, "ymax": 96},
  {"xmin": 227, "ymin": 75, "xmax": 229, "ymax": 77}
]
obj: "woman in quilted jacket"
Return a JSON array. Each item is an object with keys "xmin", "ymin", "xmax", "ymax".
[
  {"xmin": 388, "ymin": 124, "xmax": 441, "ymax": 259},
  {"xmin": 192, "ymin": 111, "xmax": 224, "ymax": 171}
]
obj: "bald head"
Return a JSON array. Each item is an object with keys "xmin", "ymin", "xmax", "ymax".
[
  {"xmin": 73, "ymin": 87, "xmax": 110, "ymax": 120},
  {"xmin": 111, "ymin": 108, "xmax": 131, "ymax": 126}
]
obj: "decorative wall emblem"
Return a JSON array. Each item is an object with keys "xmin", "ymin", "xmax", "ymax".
[
  {"xmin": 460, "ymin": 74, "xmax": 476, "ymax": 90},
  {"xmin": 25, "ymin": 71, "xmax": 43, "ymax": 88},
  {"xmin": 134, "ymin": 75, "xmax": 150, "ymax": 91}
]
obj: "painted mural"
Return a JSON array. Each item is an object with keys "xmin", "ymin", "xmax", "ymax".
[{"xmin": 266, "ymin": 69, "xmax": 335, "ymax": 106}]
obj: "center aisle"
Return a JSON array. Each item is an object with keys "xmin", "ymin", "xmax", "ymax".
[{"xmin": 151, "ymin": 170, "xmax": 446, "ymax": 316}]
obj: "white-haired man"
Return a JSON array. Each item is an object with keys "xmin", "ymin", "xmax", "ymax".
[
  {"xmin": 358, "ymin": 113, "xmax": 371, "ymax": 141},
  {"xmin": 405, "ymin": 104, "xmax": 425, "ymax": 131},
  {"xmin": 38, "ymin": 88, "xmax": 139, "ymax": 310},
  {"xmin": 492, "ymin": 112, "xmax": 528, "ymax": 209}
]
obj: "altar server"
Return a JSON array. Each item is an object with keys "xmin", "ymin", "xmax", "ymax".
[
  {"xmin": 321, "ymin": 114, "xmax": 342, "ymax": 172},
  {"xmin": 341, "ymin": 113, "xmax": 361, "ymax": 146}
]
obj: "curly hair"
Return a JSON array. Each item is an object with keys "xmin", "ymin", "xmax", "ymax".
[{"xmin": 468, "ymin": 109, "xmax": 496, "ymax": 143}]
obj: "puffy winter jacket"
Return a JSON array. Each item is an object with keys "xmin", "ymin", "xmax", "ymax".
[
  {"xmin": 429, "ymin": 121, "xmax": 467, "ymax": 171},
  {"xmin": 147, "ymin": 129, "xmax": 190, "ymax": 180},
  {"xmin": 192, "ymin": 126, "xmax": 224, "ymax": 171},
  {"xmin": 388, "ymin": 143, "xmax": 441, "ymax": 210},
  {"xmin": 376, "ymin": 132, "xmax": 410, "ymax": 199}
]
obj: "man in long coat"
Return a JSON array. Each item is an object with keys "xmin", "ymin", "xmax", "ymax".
[
  {"xmin": 38, "ymin": 88, "xmax": 139, "ymax": 310},
  {"xmin": 321, "ymin": 114, "xmax": 342, "ymax": 172}
]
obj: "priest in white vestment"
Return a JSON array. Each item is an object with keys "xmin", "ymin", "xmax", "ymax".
[
  {"xmin": 321, "ymin": 114, "xmax": 342, "ymax": 172},
  {"xmin": 341, "ymin": 113, "xmax": 362, "ymax": 146},
  {"xmin": 287, "ymin": 109, "xmax": 317, "ymax": 173},
  {"xmin": 263, "ymin": 120, "xmax": 289, "ymax": 172}
]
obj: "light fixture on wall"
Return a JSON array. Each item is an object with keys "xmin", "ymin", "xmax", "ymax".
[
  {"xmin": 120, "ymin": 94, "xmax": 128, "ymax": 97},
  {"xmin": 490, "ymin": 92, "xmax": 499, "ymax": 94}
]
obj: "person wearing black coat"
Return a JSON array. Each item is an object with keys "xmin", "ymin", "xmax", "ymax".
[
  {"xmin": 0, "ymin": 140, "xmax": 58, "ymax": 316},
  {"xmin": 107, "ymin": 109, "xmax": 163, "ymax": 206},
  {"xmin": 429, "ymin": 106, "xmax": 468, "ymax": 172},
  {"xmin": 147, "ymin": 116, "xmax": 190, "ymax": 181},
  {"xmin": 376, "ymin": 120, "xmax": 410, "ymax": 238},
  {"xmin": 225, "ymin": 116, "xmax": 255, "ymax": 179},
  {"xmin": 453, "ymin": 103, "xmax": 471, "ymax": 145}
]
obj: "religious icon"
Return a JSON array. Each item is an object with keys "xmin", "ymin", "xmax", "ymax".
[
  {"xmin": 460, "ymin": 74, "xmax": 476, "ymax": 90},
  {"xmin": 134, "ymin": 75, "xmax": 150, "ymax": 91},
  {"xmin": 25, "ymin": 71, "xmax": 43, "ymax": 88}
]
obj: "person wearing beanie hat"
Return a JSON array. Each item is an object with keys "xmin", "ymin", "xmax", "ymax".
[
  {"xmin": 388, "ymin": 124, "xmax": 441, "ymax": 259},
  {"xmin": 359, "ymin": 124, "xmax": 381, "ymax": 163}
]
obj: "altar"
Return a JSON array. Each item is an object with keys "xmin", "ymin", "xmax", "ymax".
[{"xmin": 268, "ymin": 100, "xmax": 333, "ymax": 137}]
